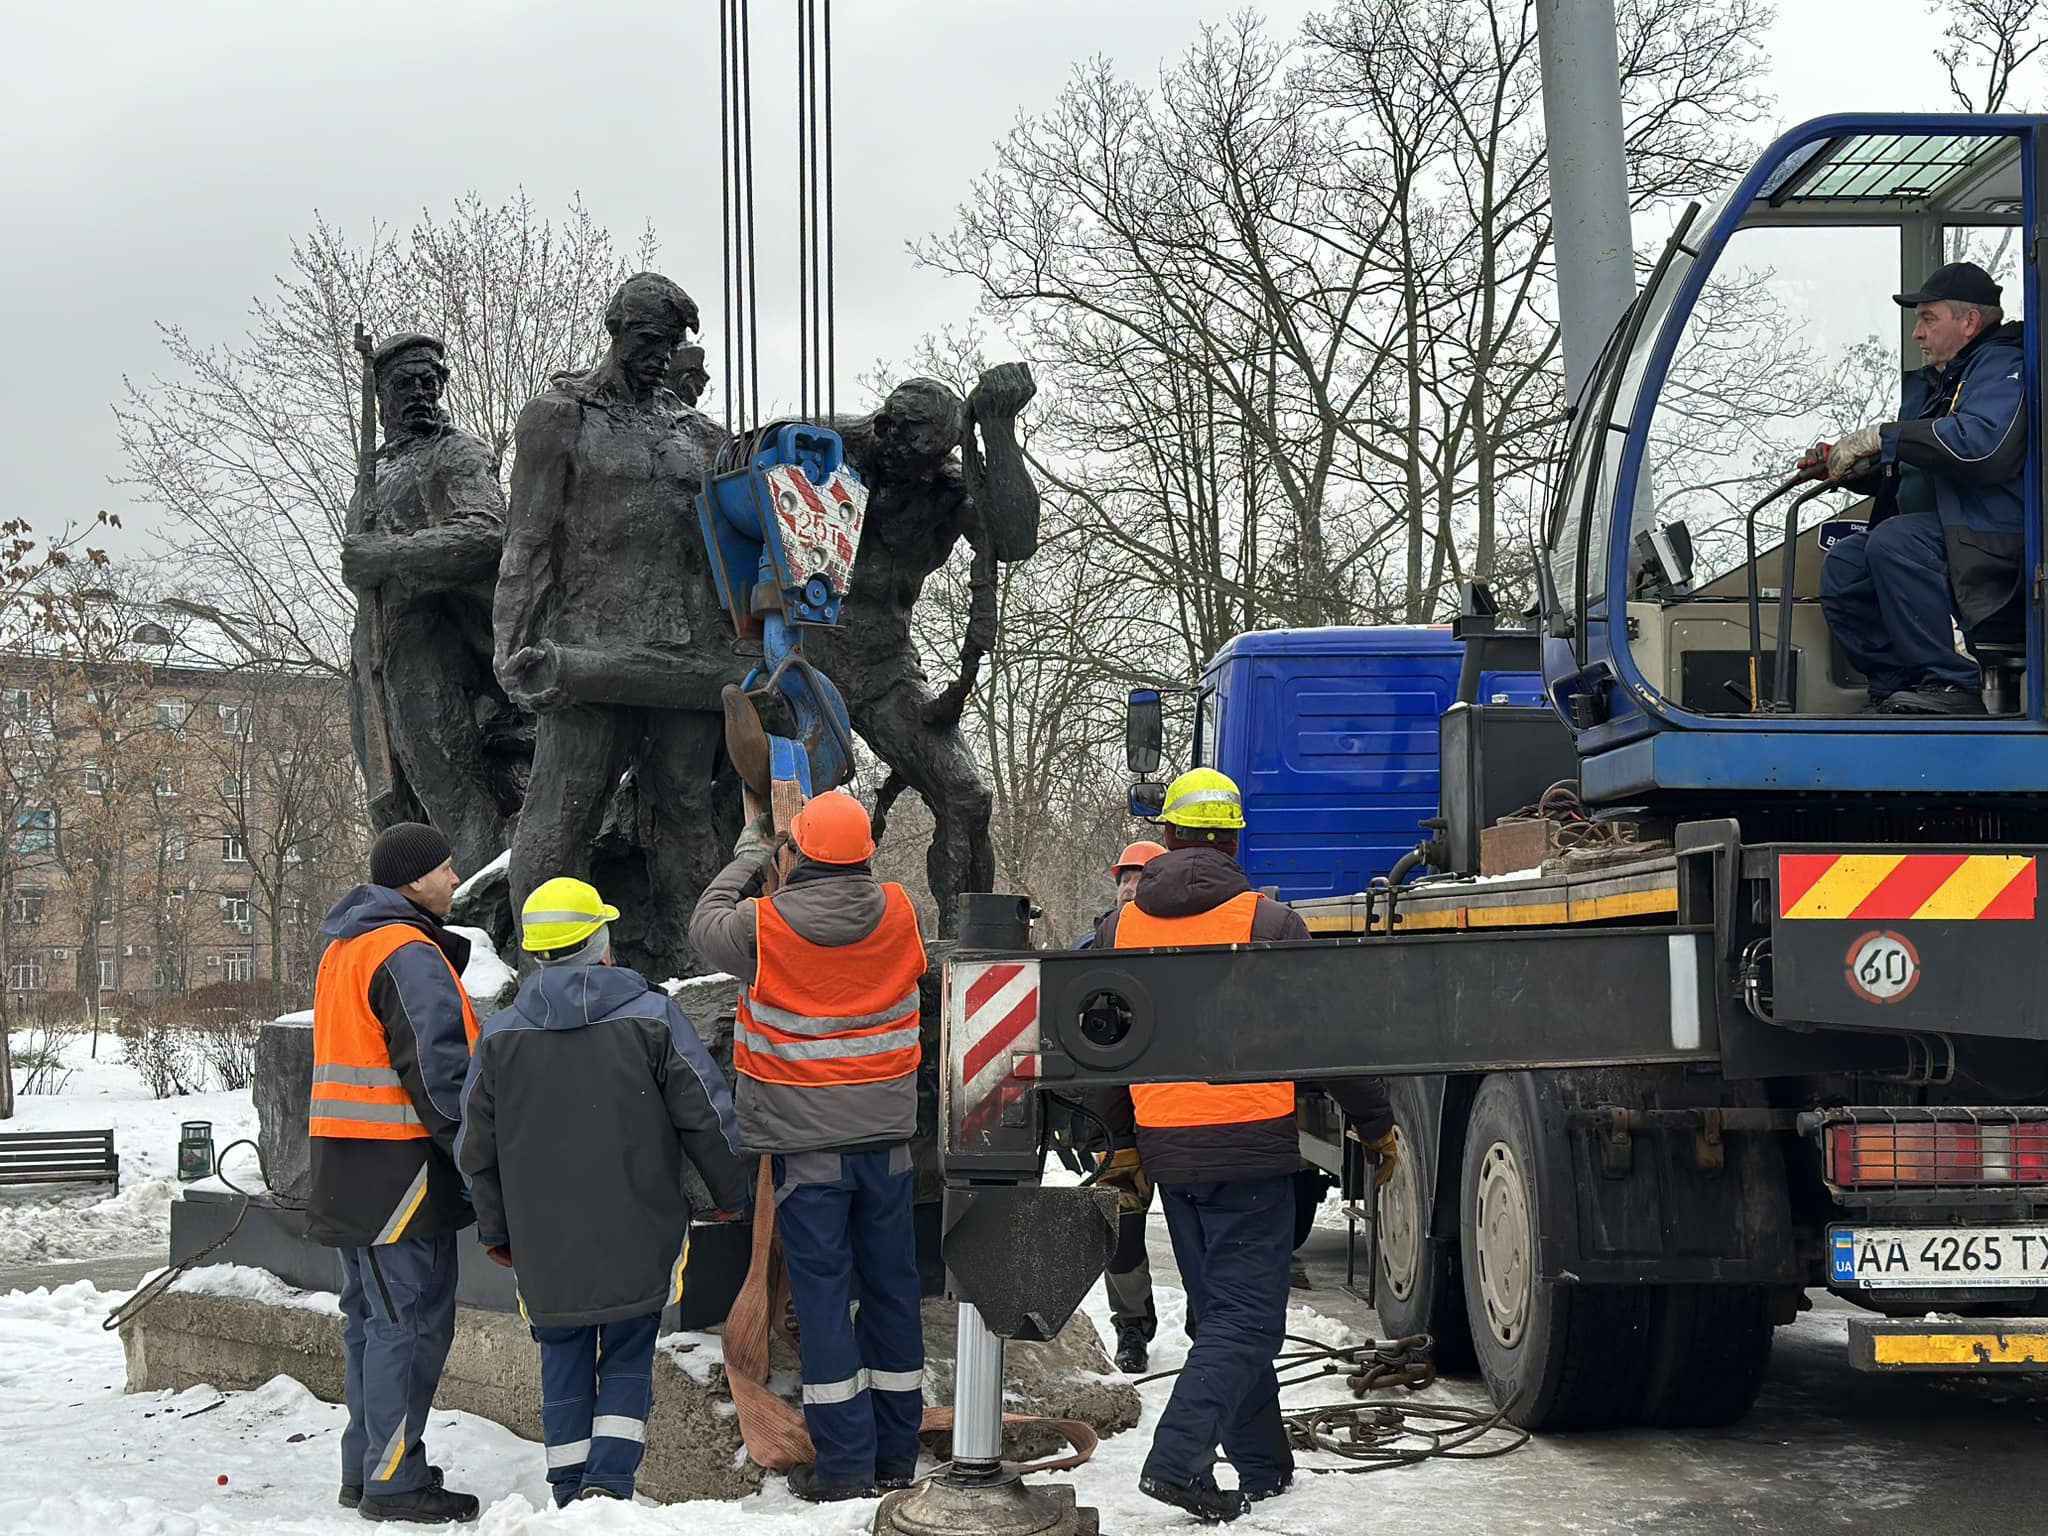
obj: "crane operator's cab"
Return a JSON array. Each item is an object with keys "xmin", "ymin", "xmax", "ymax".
[{"xmin": 1545, "ymin": 113, "xmax": 2048, "ymax": 809}]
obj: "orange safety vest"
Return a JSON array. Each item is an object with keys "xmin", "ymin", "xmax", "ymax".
[
  {"xmin": 1116, "ymin": 890, "xmax": 1295, "ymax": 1128},
  {"xmin": 309, "ymin": 924, "xmax": 479, "ymax": 1140},
  {"xmin": 735, "ymin": 884, "xmax": 928, "ymax": 1088}
]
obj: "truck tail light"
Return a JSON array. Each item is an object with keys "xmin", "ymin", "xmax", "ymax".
[{"xmin": 1825, "ymin": 1119, "xmax": 2048, "ymax": 1189}]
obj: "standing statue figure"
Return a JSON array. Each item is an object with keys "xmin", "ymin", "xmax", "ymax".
[
  {"xmin": 341, "ymin": 333, "xmax": 521, "ymax": 880},
  {"xmin": 809, "ymin": 364, "xmax": 1039, "ymax": 930},
  {"xmin": 494, "ymin": 273, "xmax": 743, "ymax": 976}
]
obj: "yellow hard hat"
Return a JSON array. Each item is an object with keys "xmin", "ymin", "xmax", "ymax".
[
  {"xmin": 520, "ymin": 876, "xmax": 621, "ymax": 953},
  {"xmin": 1158, "ymin": 767, "xmax": 1246, "ymax": 831}
]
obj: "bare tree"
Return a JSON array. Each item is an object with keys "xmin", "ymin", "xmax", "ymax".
[
  {"xmin": 117, "ymin": 195, "xmax": 658, "ymax": 672},
  {"xmin": 1932, "ymin": 0, "xmax": 2048, "ymax": 111}
]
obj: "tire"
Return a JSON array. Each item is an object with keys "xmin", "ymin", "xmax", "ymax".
[
  {"xmin": 1459, "ymin": 1073, "xmax": 1653, "ymax": 1430},
  {"xmin": 1636, "ymin": 1284, "xmax": 1773, "ymax": 1428},
  {"xmin": 1374, "ymin": 1108, "xmax": 1476, "ymax": 1371}
]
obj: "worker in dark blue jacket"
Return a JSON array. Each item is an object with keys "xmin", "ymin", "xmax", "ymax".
[{"xmin": 1816, "ymin": 261, "xmax": 2027, "ymax": 716}]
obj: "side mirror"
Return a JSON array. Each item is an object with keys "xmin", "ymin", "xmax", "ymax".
[
  {"xmin": 1125, "ymin": 689, "xmax": 1163, "ymax": 776},
  {"xmin": 1129, "ymin": 780, "xmax": 1167, "ymax": 819}
]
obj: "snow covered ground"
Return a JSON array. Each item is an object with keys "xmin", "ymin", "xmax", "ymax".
[
  {"xmin": 0, "ymin": 1269, "xmax": 1506, "ymax": 1536},
  {"xmin": 1, "ymin": 1045, "xmax": 259, "ymax": 1268}
]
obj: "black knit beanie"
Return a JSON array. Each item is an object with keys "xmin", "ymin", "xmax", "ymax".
[{"xmin": 370, "ymin": 822, "xmax": 453, "ymax": 889}]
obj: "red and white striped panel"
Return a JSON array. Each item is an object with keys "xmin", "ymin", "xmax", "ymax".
[{"xmin": 944, "ymin": 957, "xmax": 1043, "ymax": 1155}]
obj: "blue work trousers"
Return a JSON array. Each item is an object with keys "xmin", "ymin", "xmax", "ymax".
[
  {"xmin": 1145, "ymin": 1176, "xmax": 1294, "ymax": 1495},
  {"xmin": 1820, "ymin": 513, "xmax": 1978, "ymax": 700},
  {"xmin": 773, "ymin": 1145, "xmax": 925, "ymax": 1485},
  {"xmin": 338, "ymin": 1230, "xmax": 458, "ymax": 1496},
  {"xmin": 532, "ymin": 1310, "xmax": 661, "ymax": 1505}
]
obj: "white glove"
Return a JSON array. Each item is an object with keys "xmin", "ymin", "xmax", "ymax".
[{"xmin": 1826, "ymin": 423, "xmax": 1884, "ymax": 482}]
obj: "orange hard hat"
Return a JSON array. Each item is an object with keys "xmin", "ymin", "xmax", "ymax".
[
  {"xmin": 1109, "ymin": 840, "xmax": 1168, "ymax": 876},
  {"xmin": 791, "ymin": 790, "xmax": 877, "ymax": 865}
]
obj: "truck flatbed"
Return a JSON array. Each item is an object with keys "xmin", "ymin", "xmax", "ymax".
[{"xmin": 1294, "ymin": 851, "xmax": 1680, "ymax": 935}]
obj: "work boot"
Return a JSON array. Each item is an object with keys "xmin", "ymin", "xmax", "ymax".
[
  {"xmin": 1243, "ymin": 1476, "xmax": 1293, "ymax": 1504},
  {"xmin": 786, "ymin": 1464, "xmax": 876, "ymax": 1503},
  {"xmin": 876, "ymin": 1471, "xmax": 920, "ymax": 1493},
  {"xmin": 1290, "ymin": 1257, "xmax": 1313, "ymax": 1291},
  {"xmin": 1114, "ymin": 1320, "xmax": 1150, "ymax": 1374},
  {"xmin": 574, "ymin": 1487, "xmax": 626, "ymax": 1502},
  {"xmin": 1138, "ymin": 1474, "xmax": 1246, "ymax": 1524},
  {"xmin": 1880, "ymin": 683, "xmax": 1986, "ymax": 716},
  {"xmin": 341, "ymin": 1466, "xmax": 443, "ymax": 1510},
  {"xmin": 357, "ymin": 1481, "xmax": 480, "ymax": 1524}
]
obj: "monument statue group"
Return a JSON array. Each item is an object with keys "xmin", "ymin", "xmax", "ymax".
[{"xmin": 340, "ymin": 274, "xmax": 1038, "ymax": 977}]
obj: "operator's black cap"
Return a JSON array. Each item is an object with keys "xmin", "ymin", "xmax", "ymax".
[
  {"xmin": 1894, "ymin": 261, "xmax": 2002, "ymax": 309},
  {"xmin": 370, "ymin": 822, "xmax": 453, "ymax": 889}
]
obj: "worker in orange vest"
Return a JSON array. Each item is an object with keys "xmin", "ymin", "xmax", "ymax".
[
  {"xmin": 1089, "ymin": 769, "xmax": 1396, "ymax": 1524},
  {"xmin": 689, "ymin": 790, "xmax": 929, "ymax": 1503},
  {"xmin": 309, "ymin": 822, "xmax": 482, "ymax": 1525}
]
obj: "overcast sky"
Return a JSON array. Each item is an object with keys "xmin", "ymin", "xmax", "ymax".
[{"xmin": 0, "ymin": 0, "xmax": 1987, "ymax": 554}]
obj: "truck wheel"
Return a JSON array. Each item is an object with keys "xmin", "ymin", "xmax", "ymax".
[
  {"xmin": 1636, "ymin": 1285, "xmax": 1773, "ymax": 1427},
  {"xmin": 1374, "ymin": 1122, "xmax": 1475, "ymax": 1370},
  {"xmin": 1459, "ymin": 1074, "xmax": 1652, "ymax": 1429}
]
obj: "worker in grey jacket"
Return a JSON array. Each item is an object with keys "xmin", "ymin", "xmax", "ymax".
[
  {"xmin": 689, "ymin": 791, "xmax": 929, "ymax": 1503},
  {"xmin": 457, "ymin": 876, "xmax": 750, "ymax": 1507}
]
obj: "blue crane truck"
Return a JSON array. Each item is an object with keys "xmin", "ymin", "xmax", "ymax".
[{"xmin": 938, "ymin": 113, "xmax": 2048, "ymax": 1433}]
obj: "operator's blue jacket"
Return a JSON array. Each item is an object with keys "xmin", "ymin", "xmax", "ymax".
[{"xmin": 1862, "ymin": 321, "xmax": 2028, "ymax": 629}]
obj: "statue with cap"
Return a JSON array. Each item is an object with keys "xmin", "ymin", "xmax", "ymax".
[
  {"xmin": 340, "ymin": 332, "xmax": 524, "ymax": 880},
  {"xmin": 494, "ymin": 272, "xmax": 747, "ymax": 979}
]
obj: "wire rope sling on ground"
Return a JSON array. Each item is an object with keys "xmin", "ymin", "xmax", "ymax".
[{"xmin": 1138, "ymin": 1332, "xmax": 1531, "ymax": 1474}]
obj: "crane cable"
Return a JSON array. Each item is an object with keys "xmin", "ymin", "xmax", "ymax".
[{"xmin": 721, "ymin": 0, "xmax": 836, "ymax": 429}]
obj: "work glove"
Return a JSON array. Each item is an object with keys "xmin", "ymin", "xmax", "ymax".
[
  {"xmin": 1824, "ymin": 423, "xmax": 1884, "ymax": 483},
  {"xmin": 1358, "ymin": 1127, "xmax": 1401, "ymax": 1191},
  {"xmin": 733, "ymin": 812, "xmax": 778, "ymax": 868},
  {"xmin": 1095, "ymin": 1146, "xmax": 1153, "ymax": 1214}
]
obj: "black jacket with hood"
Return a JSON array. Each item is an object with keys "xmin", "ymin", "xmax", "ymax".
[
  {"xmin": 455, "ymin": 961, "xmax": 750, "ymax": 1327},
  {"xmin": 307, "ymin": 884, "xmax": 477, "ymax": 1249},
  {"xmin": 1088, "ymin": 845, "xmax": 1394, "ymax": 1184}
]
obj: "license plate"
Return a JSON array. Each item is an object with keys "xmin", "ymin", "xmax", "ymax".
[{"xmin": 1830, "ymin": 1225, "xmax": 2048, "ymax": 1289}]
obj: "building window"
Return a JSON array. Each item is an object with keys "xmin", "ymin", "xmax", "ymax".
[
  {"xmin": 223, "ymin": 889, "xmax": 251, "ymax": 929},
  {"xmin": 3, "ymin": 688, "xmax": 30, "ymax": 720},
  {"xmin": 222, "ymin": 774, "xmax": 249, "ymax": 801},
  {"xmin": 157, "ymin": 697, "xmax": 188, "ymax": 730},
  {"xmin": 15, "ymin": 808, "xmax": 55, "ymax": 855},
  {"xmin": 218, "ymin": 703, "xmax": 248, "ymax": 738},
  {"xmin": 8, "ymin": 956, "xmax": 42, "ymax": 992},
  {"xmin": 222, "ymin": 834, "xmax": 247, "ymax": 864},
  {"xmin": 284, "ymin": 895, "xmax": 308, "ymax": 927},
  {"xmin": 161, "ymin": 825, "xmax": 187, "ymax": 862},
  {"xmin": 97, "ymin": 956, "xmax": 117, "ymax": 991},
  {"xmin": 222, "ymin": 949, "xmax": 254, "ymax": 983},
  {"xmin": 8, "ymin": 890, "xmax": 44, "ymax": 924},
  {"xmin": 154, "ymin": 767, "xmax": 181, "ymax": 799},
  {"xmin": 165, "ymin": 885, "xmax": 186, "ymax": 916},
  {"xmin": 84, "ymin": 761, "xmax": 107, "ymax": 795},
  {"xmin": 131, "ymin": 621, "xmax": 175, "ymax": 647}
]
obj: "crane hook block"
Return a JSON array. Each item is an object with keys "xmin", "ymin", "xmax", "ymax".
[{"xmin": 696, "ymin": 421, "xmax": 868, "ymax": 637}]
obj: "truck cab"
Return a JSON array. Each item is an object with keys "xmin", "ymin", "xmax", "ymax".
[{"xmin": 1547, "ymin": 114, "xmax": 2047, "ymax": 809}]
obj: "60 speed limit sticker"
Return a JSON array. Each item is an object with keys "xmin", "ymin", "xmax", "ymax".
[{"xmin": 1844, "ymin": 929, "xmax": 1921, "ymax": 1004}]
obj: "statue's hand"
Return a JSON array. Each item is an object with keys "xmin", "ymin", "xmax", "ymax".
[
  {"xmin": 497, "ymin": 642, "xmax": 563, "ymax": 711},
  {"xmin": 340, "ymin": 534, "xmax": 395, "ymax": 590},
  {"xmin": 967, "ymin": 362, "xmax": 1036, "ymax": 425}
]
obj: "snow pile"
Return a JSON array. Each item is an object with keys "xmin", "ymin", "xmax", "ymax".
[
  {"xmin": 455, "ymin": 849, "xmax": 511, "ymax": 900},
  {"xmin": 169, "ymin": 1263, "xmax": 342, "ymax": 1317},
  {"xmin": 0, "ymin": 1176, "xmax": 181, "ymax": 1267},
  {"xmin": 451, "ymin": 924, "xmax": 517, "ymax": 1003}
]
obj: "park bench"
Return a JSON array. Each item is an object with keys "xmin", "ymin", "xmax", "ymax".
[{"xmin": 0, "ymin": 1129, "xmax": 119, "ymax": 1189}]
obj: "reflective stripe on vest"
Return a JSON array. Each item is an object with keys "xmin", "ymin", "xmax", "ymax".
[
  {"xmin": 309, "ymin": 921, "xmax": 479, "ymax": 1141},
  {"xmin": 735, "ymin": 883, "xmax": 928, "ymax": 1089},
  {"xmin": 1116, "ymin": 890, "xmax": 1294, "ymax": 1128}
]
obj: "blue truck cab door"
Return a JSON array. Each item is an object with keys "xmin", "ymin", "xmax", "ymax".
[{"xmin": 1542, "ymin": 114, "xmax": 2048, "ymax": 806}]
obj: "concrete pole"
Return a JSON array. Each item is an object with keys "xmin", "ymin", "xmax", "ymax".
[{"xmin": 1537, "ymin": 0, "xmax": 1637, "ymax": 405}]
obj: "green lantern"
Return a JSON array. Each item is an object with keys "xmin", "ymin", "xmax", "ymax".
[{"xmin": 177, "ymin": 1120, "xmax": 215, "ymax": 1183}]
